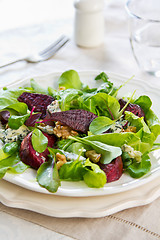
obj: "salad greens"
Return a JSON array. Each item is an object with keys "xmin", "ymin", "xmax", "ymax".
[
  {"xmin": 31, "ymin": 128, "xmax": 48, "ymax": 153},
  {"xmin": 0, "ymin": 69, "xmax": 160, "ymax": 193}
]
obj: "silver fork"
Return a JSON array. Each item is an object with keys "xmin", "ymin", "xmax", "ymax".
[{"xmin": 0, "ymin": 35, "xmax": 69, "ymax": 68}]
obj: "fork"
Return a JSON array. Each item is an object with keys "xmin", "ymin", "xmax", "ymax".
[{"xmin": 0, "ymin": 35, "xmax": 69, "ymax": 68}]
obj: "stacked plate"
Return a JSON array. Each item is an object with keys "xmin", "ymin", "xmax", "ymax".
[{"xmin": 1, "ymin": 71, "xmax": 160, "ymax": 218}]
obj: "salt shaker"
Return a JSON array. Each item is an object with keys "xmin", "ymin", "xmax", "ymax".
[{"xmin": 74, "ymin": 0, "xmax": 104, "ymax": 48}]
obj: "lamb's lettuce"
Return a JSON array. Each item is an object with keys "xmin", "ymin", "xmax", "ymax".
[
  {"xmin": 83, "ymin": 158, "xmax": 106, "ymax": 188},
  {"xmin": 3, "ymin": 142, "xmax": 19, "ymax": 155},
  {"xmin": 59, "ymin": 158, "xmax": 106, "ymax": 188},
  {"xmin": 57, "ymin": 88, "xmax": 82, "ymax": 111},
  {"xmin": 37, "ymin": 154, "xmax": 60, "ymax": 193},
  {"xmin": 94, "ymin": 72, "xmax": 117, "ymax": 96},
  {"xmin": 83, "ymin": 92, "xmax": 120, "ymax": 119},
  {"xmin": 124, "ymin": 111, "xmax": 150, "ymax": 133},
  {"xmin": 0, "ymin": 153, "xmax": 28, "ymax": 178},
  {"xmin": 30, "ymin": 78, "xmax": 48, "ymax": 94},
  {"xmin": 6, "ymin": 102, "xmax": 28, "ymax": 115},
  {"xmin": 31, "ymin": 128, "xmax": 48, "ymax": 153},
  {"xmin": 85, "ymin": 132, "xmax": 140, "ymax": 148},
  {"xmin": 89, "ymin": 116, "xmax": 114, "ymax": 135},
  {"xmin": 134, "ymin": 95, "xmax": 152, "ymax": 113},
  {"xmin": 126, "ymin": 153, "xmax": 151, "ymax": 178},
  {"xmin": 8, "ymin": 113, "xmax": 30, "ymax": 129},
  {"xmin": 0, "ymin": 89, "xmax": 33, "ymax": 111},
  {"xmin": 69, "ymin": 136, "xmax": 122, "ymax": 164},
  {"xmin": 58, "ymin": 70, "xmax": 82, "ymax": 90},
  {"xmin": 145, "ymin": 109, "xmax": 160, "ymax": 139},
  {"xmin": 59, "ymin": 160, "xmax": 85, "ymax": 181}
]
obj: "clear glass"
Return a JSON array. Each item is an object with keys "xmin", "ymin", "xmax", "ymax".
[{"xmin": 126, "ymin": 0, "xmax": 160, "ymax": 77}]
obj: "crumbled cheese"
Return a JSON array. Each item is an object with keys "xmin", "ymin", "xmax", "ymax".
[
  {"xmin": 122, "ymin": 144, "xmax": 142, "ymax": 162},
  {"xmin": 110, "ymin": 119, "xmax": 128, "ymax": 133},
  {"xmin": 0, "ymin": 125, "xmax": 30, "ymax": 144},
  {"xmin": 60, "ymin": 150, "xmax": 86, "ymax": 161},
  {"xmin": 41, "ymin": 156, "xmax": 46, "ymax": 161},
  {"xmin": 38, "ymin": 125, "xmax": 55, "ymax": 134},
  {"xmin": 47, "ymin": 100, "xmax": 61, "ymax": 114}
]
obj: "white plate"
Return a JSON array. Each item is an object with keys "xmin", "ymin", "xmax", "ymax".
[
  {"xmin": 1, "ymin": 175, "xmax": 160, "ymax": 218},
  {"xmin": 2, "ymin": 71, "xmax": 160, "ymax": 197}
]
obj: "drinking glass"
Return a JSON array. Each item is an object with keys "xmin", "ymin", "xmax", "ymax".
[{"xmin": 126, "ymin": 0, "xmax": 160, "ymax": 77}]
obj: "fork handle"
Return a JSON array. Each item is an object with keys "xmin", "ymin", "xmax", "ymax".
[{"xmin": 0, "ymin": 59, "xmax": 24, "ymax": 68}]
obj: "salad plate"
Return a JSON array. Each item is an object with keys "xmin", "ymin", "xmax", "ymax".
[
  {"xmin": 1, "ymin": 174, "xmax": 160, "ymax": 218},
  {"xmin": 1, "ymin": 70, "xmax": 160, "ymax": 197}
]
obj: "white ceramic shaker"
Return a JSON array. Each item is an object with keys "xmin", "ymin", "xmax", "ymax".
[{"xmin": 74, "ymin": 0, "xmax": 104, "ymax": 48}]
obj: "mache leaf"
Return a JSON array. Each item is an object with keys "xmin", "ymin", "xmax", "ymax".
[
  {"xmin": 37, "ymin": 155, "xmax": 60, "ymax": 193},
  {"xmin": 31, "ymin": 129, "xmax": 48, "ymax": 153}
]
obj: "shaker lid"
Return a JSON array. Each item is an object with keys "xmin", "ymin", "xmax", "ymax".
[{"xmin": 74, "ymin": 0, "xmax": 104, "ymax": 12}]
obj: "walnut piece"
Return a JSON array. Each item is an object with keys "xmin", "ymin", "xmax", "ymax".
[
  {"xmin": 53, "ymin": 121, "xmax": 78, "ymax": 139},
  {"xmin": 124, "ymin": 126, "xmax": 137, "ymax": 133},
  {"xmin": 59, "ymin": 86, "xmax": 66, "ymax": 91},
  {"xmin": 56, "ymin": 152, "xmax": 67, "ymax": 170},
  {"xmin": 85, "ymin": 150, "xmax": 101, "ymax": 163}
]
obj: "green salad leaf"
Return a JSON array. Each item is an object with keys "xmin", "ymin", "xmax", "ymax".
[
  {"xmin": 30, "ymin": 78, "xmax": 48, "ymax": 94},
  {"xmin": 59, "ymin": 159, "xmax": 85, "ymax": 181},
  {"xmin": 6, "ymin": 102, "xmax": 28, "ymax": 115},
  {"xmin": 0, "ymin": 148, "xmax": 10, "ymax": 161},
  {"xmin": 85, "ymin": 132, "xmax": 140, "ymax": 148},
  {"xmin": 3, "ymin": 142, "xmax": 19, "ymax": 155},
  {"xmin": 0, "ymin": 153, "xmax": 28, "ymax": 179},
  {"xmin": 58, "ymin": 88, "xmax": 83, "ymax": 111},
  {"xmin": 58, "ymin": 70, "xmax": 82, "ymax": 90},
  {"xmin": 69, "ymin": 136, "xmax": 122, "ymax": 164},
  {"xmin": 124, "ymin": 111, "xmax": 150, "ymax": 133},
  {"xmin": 37, "ymin": 155, "xmax": 60, "ymax": 193},
  {"xmin": 134, "ymin": 95, "xmax": 152, "ymax": 114},
  {"xmin": 83, "ymin": 158, "xmax": 107, "ymax": 188},
  {"xmin": 31, "ymin": 129, "xmax": 48, "ymax": 153},
  {"xmin": 126, "ymin": 153, "xmax": 151, "ymax": 178},
  {"xmin": 145, "ymin": 109, "xmax": 160, "ymax": 139},
  {"xmin": 94, "ymin": 72, "xmax": 117, "ymax": 96},
  {"xmin": 8, "ymin": 113, "xmax": 30, "ymax": 130},
  {"xmin": 89, "ymin": 116, "xmax": 114, "ymax": 135},
  {"xmin": 59, "ymin": 158, "xmax": 106, "ymax": 188},
  {"xmin": 0, "ymin": 89, "xmax": 33, "ymax": 111},
  {"xmin": 83, "ymin": 92, "xmax": 120, "ymax": 118}
]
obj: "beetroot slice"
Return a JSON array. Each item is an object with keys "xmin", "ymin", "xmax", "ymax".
[
  {"xmin": 18, "ymin": 92, "xmax": 54, "ymax": 119},
  {"xmin": 25, "ymin": 113, "xmax": 42, "ymax": 127},
  {"xmin": 49, "ymin": 109, "xmax": 98, "ymax": 133},
  {"xmin": 20, "ymin": 132, "xmax": 56, "ymax": 169},
  {"xmin": 119, "ymin": 99, "xmax": 145, "ymax": 118},
  {"xmin": 98, "ymin": 156, "xmax": 123, "ymax": 183},
  {"xmin": 0, "ymin": 111, "xmax": 10, "ymax": 125}
]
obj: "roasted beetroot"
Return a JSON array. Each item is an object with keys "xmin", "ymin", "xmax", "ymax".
[
  {"xmin": 25, "ymin": 113, "xmax": 42, "ymax": 127},
  {"xmin": 18, "ymin": 92, "xmax": 54, "ymax": 119},
  {"xmin": 119, "ymin": 99, "xmax": 145, "ymax": 118},
  {"xmin": 20, "ymin": 132, "xmax": 56, "ymax": 169},
  {"xmin": 49, "ymin": 109, "xmax": 98, "ymax": 133},
  {"xmin": 0, "ymin": 111, "xmax": 10, "ymax": 125},
  {"xmin": 98, "ymin": 156, "xmax": 123, "ymax": 183}
]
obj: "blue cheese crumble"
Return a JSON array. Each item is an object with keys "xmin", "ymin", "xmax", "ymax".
[
  {"xmin": 38, "ymin": 124, "xmax": 54, "ymax": 134},
  {"xmin": 122, "ymin": 144, "xmax": 142, "ymax": 162},
  {"xmin": 47, "ymin": 100, "xmax": 61, "ymax": 114},
  {"xmin": 0, "ymin": 125, "xmax": 30, "ymax": 144},
  {"xmin": 110, "ymin": 118, "xmax": 128, "ymax": 133}
]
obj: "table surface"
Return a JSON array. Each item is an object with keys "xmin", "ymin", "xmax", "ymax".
[{"xmin": 0, "ymin": 0, "xmax": 160, "ymax": 239}]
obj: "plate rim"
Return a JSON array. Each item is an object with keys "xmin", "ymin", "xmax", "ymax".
[{"xmin": 1, "ymin": 175, "xmax": 160, "ymax": 218}]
